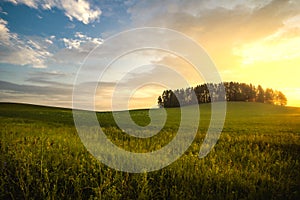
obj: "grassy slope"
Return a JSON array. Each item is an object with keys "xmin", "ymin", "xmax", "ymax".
[{"xmin": 0, "ymin": 102, "xmax": 300, "ymax": 199}]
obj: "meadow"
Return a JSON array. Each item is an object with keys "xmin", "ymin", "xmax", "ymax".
[{"xmin": 0, "ymin": 102, "xmax": 299, "ymax": 199}]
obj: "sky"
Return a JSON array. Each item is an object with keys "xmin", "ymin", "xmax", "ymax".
[{"xmin": 0, "ymin": 0, "xmax": 299, "ymax": 110}]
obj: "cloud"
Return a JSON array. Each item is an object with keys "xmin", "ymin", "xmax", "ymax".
[
  {"xmin": 0, "ymin": 80, "xmax": 70, "ymax": 95},
  {"xmin": 127, "ymin": 0, "xmax": 274, "ymax": 25},
  {"xmin": 45, "ymin": 38, "xmax": 53, "ymax": 44},
  {"xmin": 233, "ymin": 35, "xmax": 300, "ymax": 65},
  {"xmin": 6, "ymin": 0, "xmax": 39, "ymax": 8},
  {"xmin": 65, "ymin": 23, "xmax": 76, "ymax": 29},
  {"xmin": 127, "ymin": 0, "xmax": 300, "ymax": 69},
  {"xmin": 26, "ymin": 70, "xmax": 69, "ymax": 85},
  {"xmin": 60, "ymin": 0, "xmax": 101, "ymax": 24},
  {"xmin": 122, "ymin": 0, "xmax": 300, "ymax": 108},
  {"xmin": 2, "ymin": 0, "xmax": 300, "ymax": 108},
  {"xmin": 128, "ymin": 0, "xmax": 300, "ymax": 40},
  {"xmin": 0, "ymin": 18, "xmax": 102, "ymax": 69},
  {"xmin": 0, "ymin": 80, "xmax": 73, "ymax": 107},
  {"xmin": 0, "ymin": 79, "xmax": 119, "ymax": 110},
  {"xmin": 49, "ymin": 32, "xmax": 103, "ymax": 67},
  {"xmin": 62, "ymin": 32, "xmax": 103, "ymax": 50},
  {"xmin": 0, "ymin": 6, "xmax": 8, "ymax": 15},
  {"xmin": 233, "ymin": 13, "xmax": 300, "ymax": 65},
  {"xmin": 5, "ymin": 0, "xmax": 101, "ymax": 24},
  {"xmin": 0, "ymin": 18, "xmax": 53, "ymax": 68},
  {"xmin": 62, "ymin": 38, "xmax": 81, "ymax": 49},
  {"xmin": 36, "ymin": 14, "xmax": 43, "ymax": 19},
  {"xmin": 0, "ymin": 18, "xmax": 12, "ymax": 45}
]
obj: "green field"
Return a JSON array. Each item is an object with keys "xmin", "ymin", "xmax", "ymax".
[{"xmin": 1, "ymin": 102, "xmax": 300, "ymax": 199}]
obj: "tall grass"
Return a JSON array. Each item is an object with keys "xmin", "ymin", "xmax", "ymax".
[{"xmin": 1, "ymin": 102, "xmax": 299, "ymax": 199}]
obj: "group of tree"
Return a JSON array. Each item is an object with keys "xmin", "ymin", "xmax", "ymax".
[{"xmin": 157, "ymin": 82, "xmax": 287, "ymax": 108}]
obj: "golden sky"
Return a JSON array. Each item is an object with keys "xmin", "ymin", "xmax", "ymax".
[{"xmin": 124, "ymin": 0, "xmax": 300, "ymax": 108}]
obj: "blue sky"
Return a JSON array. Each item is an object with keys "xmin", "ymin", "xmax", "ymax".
[{"xmin": 0, "ymin": 0, "xmax": 300, "ymax": 109}]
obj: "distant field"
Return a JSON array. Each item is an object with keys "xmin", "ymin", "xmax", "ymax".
[{"xmin": 1, "ymin": 102, "xmax": 300, "ymax": 199}]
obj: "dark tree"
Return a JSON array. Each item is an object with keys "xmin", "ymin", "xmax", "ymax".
[
  {"xmin": 159, "ymin": 82, "xmax": 287, "ymax": 108},
  {"xmin": 264, "ymin": 88, "xmax": 274, "ymax": 104},
  {"xmin": 274, "ymin": 91, "xmax": 287, "ymax": 106},
  {"xmin": 157, "ymin": 96, "xmax": 163, "ymax": 108},
  {"xmin": 256, "ymin": 85, "xmax": 265, "ymax": 103}
]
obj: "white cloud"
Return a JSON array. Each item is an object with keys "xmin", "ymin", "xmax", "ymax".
[
  {"xmin": 75, "ymin": 31, "xmax": 86, "ymax": 39},
  {"xmin": 6, "ymin": 0, "xmax": 39, "ymax": 8},
  {"xmin": 27, "ymin": 39, "xmax": 42, "ymax": 50},
  {"xmin": 5, "ymin": 0, "xmax": 101, "ymax": 24},
  {"xmin": 45, "ymin": 38, "xmax": 53, "ymax": 44},
  {"xmin": 62, "ymin": 32, "xmax": 103, "ymax": 50},
  {"xmin": 62, "ymin": 38, "xmax": 80, "ymax": 49},
  {"xmin": 49, "ymin": 32, "xmax": 103, "ymax": 67},
  {"xmin": 0, "ymin": 18, "xmax": 52, "ymax": 68},
  {"xmin": 0, "ymin": 18, "xmax": 11, "ymax": 45},
  {"xmin": 1, "ymin": 44, "xmax": 51, "ymax": 69},
  {"xmin": 60, "ymin": 0, "xmax": 101, "ymax": 24}
]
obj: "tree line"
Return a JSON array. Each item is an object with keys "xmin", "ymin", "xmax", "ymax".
[{"xmin": 157, "ymin": 82, "xmax": 287, "ymax": 108}]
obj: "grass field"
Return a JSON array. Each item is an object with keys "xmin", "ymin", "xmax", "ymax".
[{"xmin": 1, "ymin": 102, "xmax": 300, "ymax": 199}]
